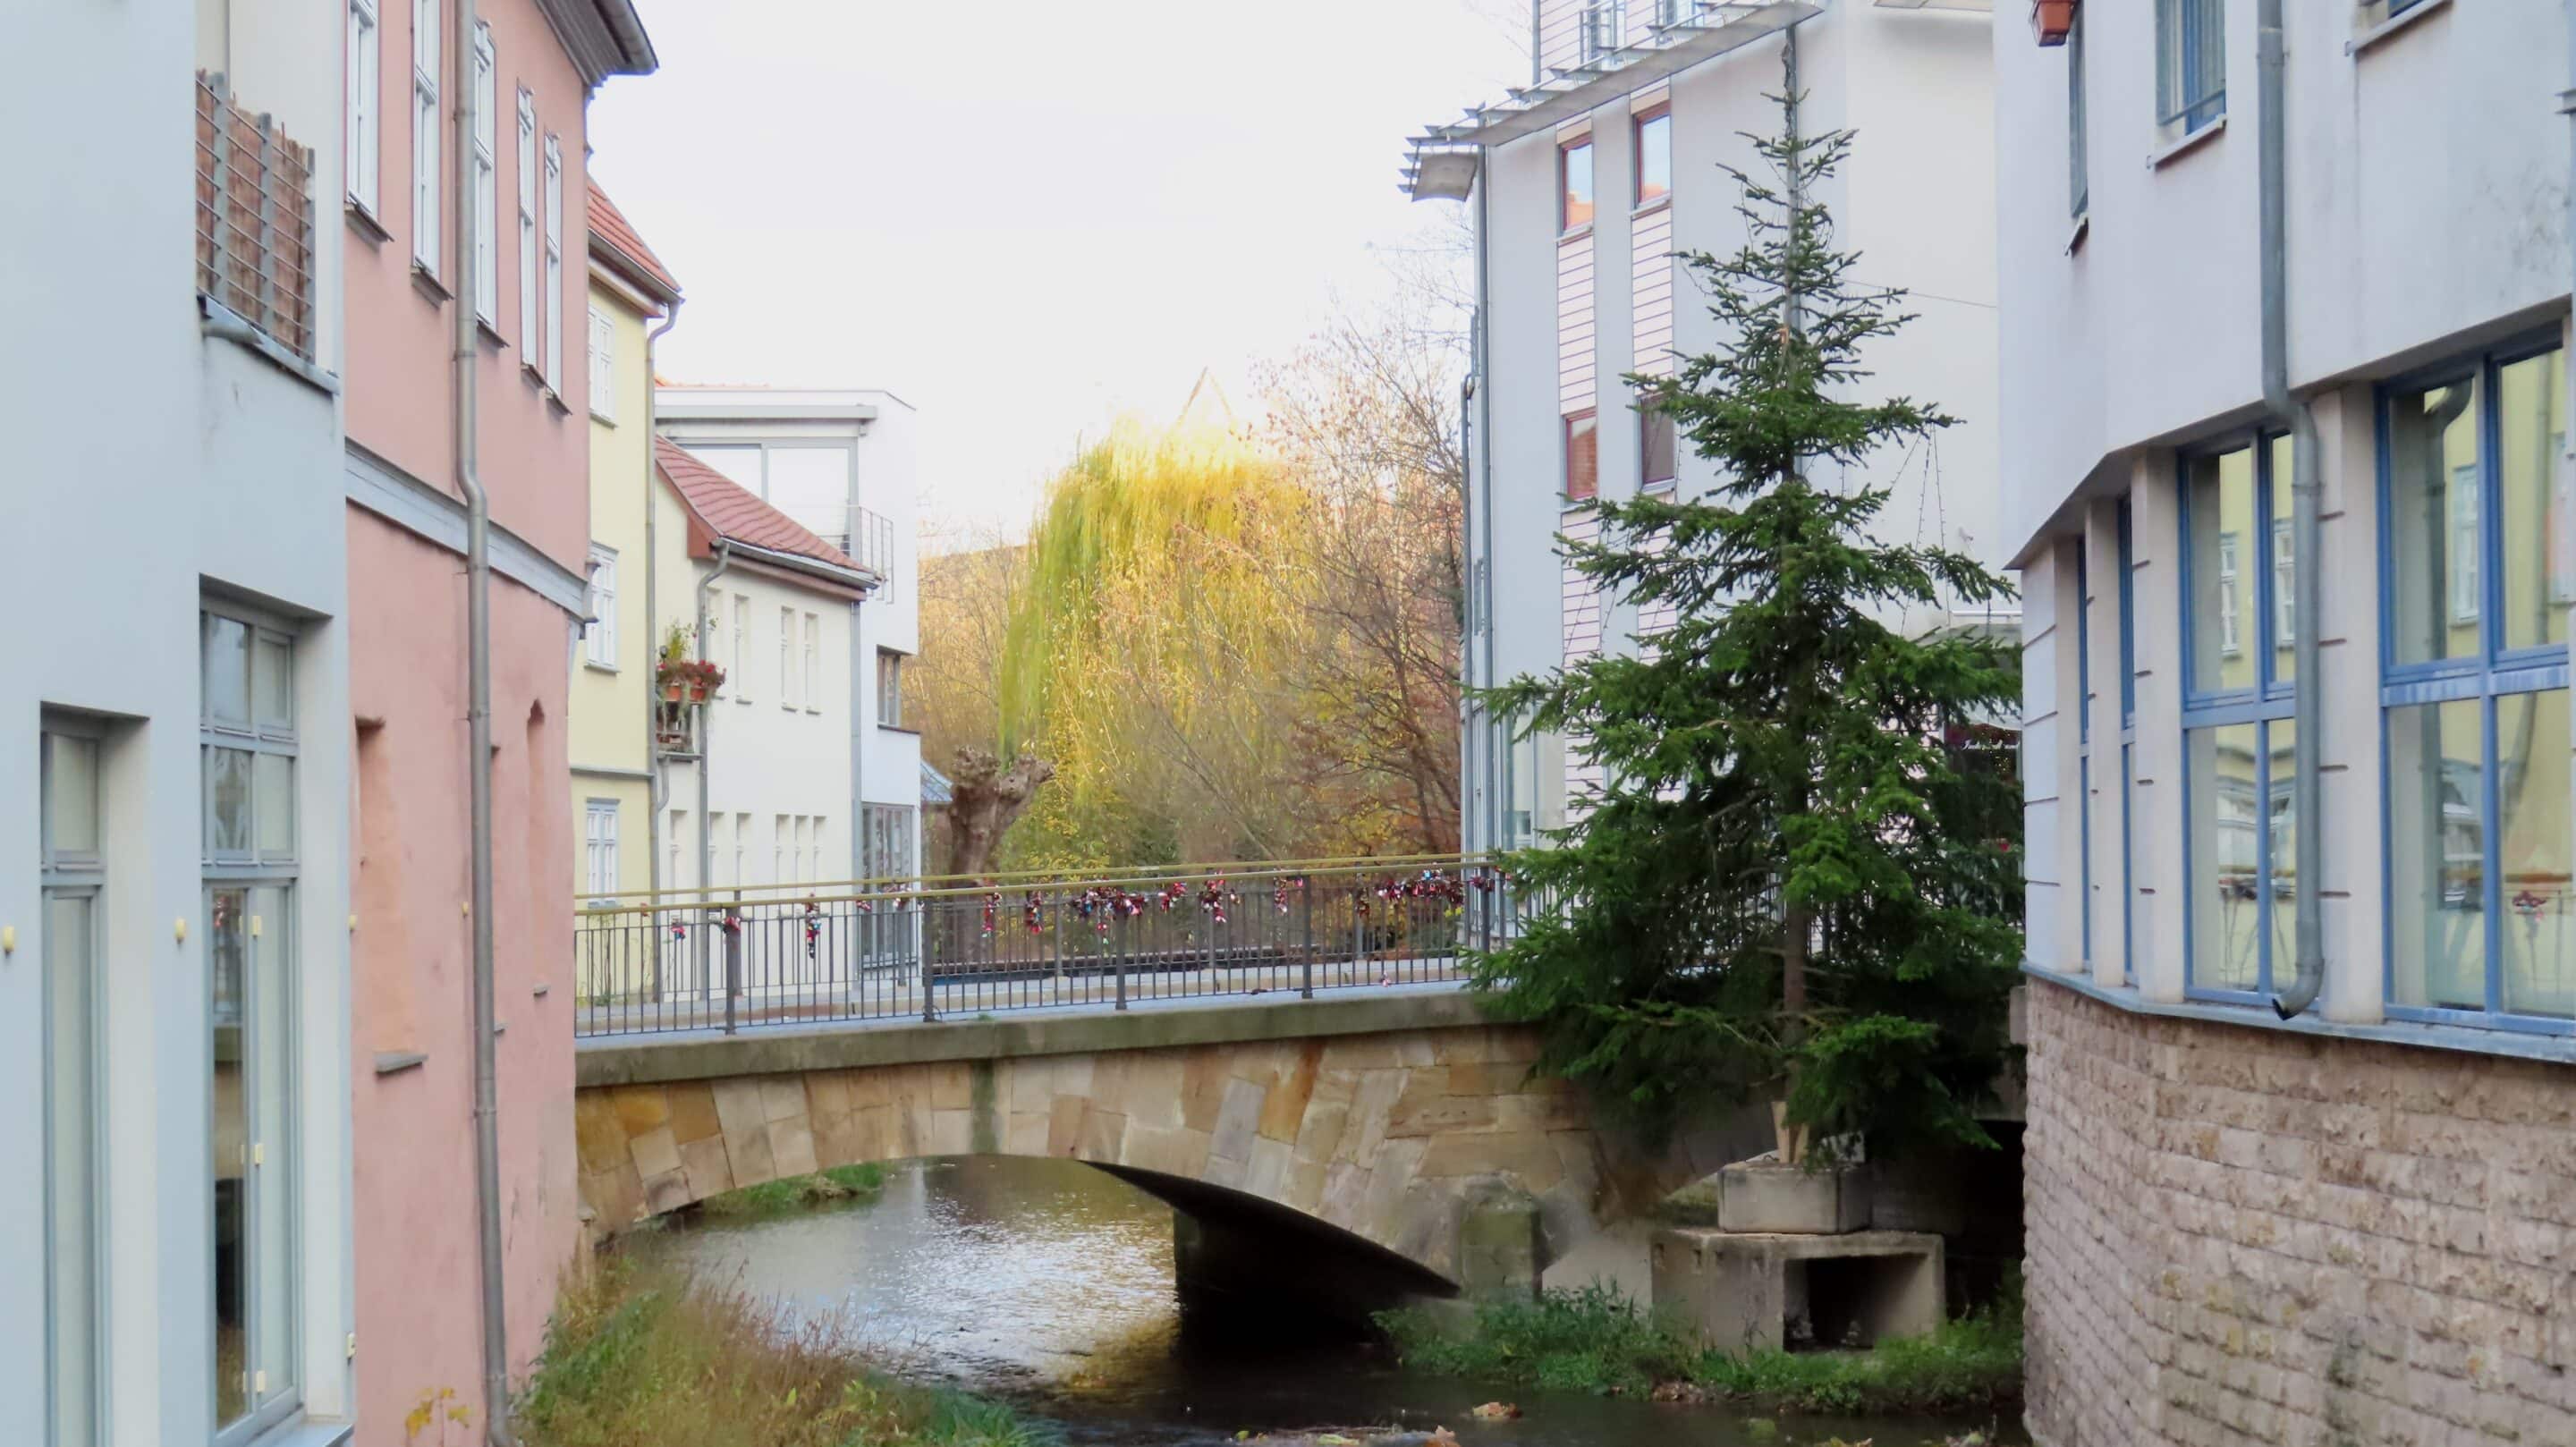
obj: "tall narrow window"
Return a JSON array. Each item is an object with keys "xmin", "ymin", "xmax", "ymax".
[
  {"xmin": 2183, "ymin": 437, "xmax": 2296, "ymax": 996},
  {"xmin": 470, "ymin": 22, "xmax": 496, "ymax": 323},
  {"xmin": 42, "ymin": 723, "xmax": 106, "ymax": 1447},
  {"xmin": 730, "ymin": 595, "xmax": 750, "ymax": 703},
  {"xmin": 411, "ymin": 0, "xmax": 440, "ymax": 275},
  {"xmin": 1559, "ymin": 140, "xmax": 1595, "ymax": 232},
  {"xmin": 2155, "ymin": 0, "xmax": 2225, "ymax": 137},
  {"xmin": 588, "ymin": 307, "xmax": 615, "ymax": 421},
  {"xmin": 803, "ymin": 613, "xmax": 821, "ymax": 712},
  {"xmin": 584, "ymin": 800, "xmax": 619, "ymax": 898},
  {"xmin": 2067, "ymin": 6, "xmax": 2088, "ymax": 217},
  {"xmin": 774, "ymin": 813, "xmax": 790, "ymax": 884},
  {"xmin": 877, "ymin": 649, "xmax": 905, "ymax": 728},
  {"xmin": 583, "ymin": 546, "xmax": 616, "ymax": 668},
  {"xmin": 2075, "ymin": 543, "xmax": 2093, "ymax": 969},
  {"xmin": 2116, "ymin": 500, "xmax": 2138, "ymax": 979},
  {"xmin": 1563, "ymin": 410, "xmax": 1599, "ymax": 502},
  {"xmin": 347, "ymin": 0, "xmax": 381, "ymax": 215},
  {"xmin": 1633, "ymin": 109, "xmax": 1671, "ymax": 207},
  {"xmin": 1640, "ymin": 407, "xmax": 1676, "ymax": 490},
  {"xmin": 203, "ymin": 606, "xmax": 300, "ymax": 1439},
  {"xmin": 778, "ymin": 605, "xmax": 796, "ymax": 709},
  {"xmin": 2386, "ymin": 343, "xmax": 2573, "ymax": 1026},
  {"xmin": 541, "ymin": 134, "xmax": 564, "ymax": 392},
  {"xmin": 515, "ymin": 89, "xmax": 536, "ymax": 354}
]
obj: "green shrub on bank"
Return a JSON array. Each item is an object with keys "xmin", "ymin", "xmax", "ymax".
[
  {"xmin": 697, "ymin": 1163, "xmax": 888, "ymax": 1218},
  {"xmin": 1377, "ymin": 1283, "xmax": 2021, "ymax": 1415},
  {"xmin": 520, "ymin": 1260, "xmax": 1038, "ymax": 1447}
]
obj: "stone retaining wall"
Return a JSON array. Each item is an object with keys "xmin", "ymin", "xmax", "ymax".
[{"xmin": 2023, "ymin": 980, "xmax": 2576, "ymax": 1446}]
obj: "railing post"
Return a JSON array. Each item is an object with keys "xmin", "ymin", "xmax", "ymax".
[
  {"xmin": 207, "ymin": 81, "xmax": 232, "ymax": 305},
  {"xmin": 919, "ymin": 899, "xmax": 938, "ymax": 1023},
  {"xmin": 255, "ymin": 114, "xmax": 278, "ymax": 340},
  {"xmin": 1301, "ymin": 878, "xmax": 1315, "ymax": 1000},
  {"xmin": 1114, "ymin": 913, "xmax": 1128, "ymax": 1012},
  {"xmin": 722, "ymin": 909, "xmax": 740, "ymax": 1036}
]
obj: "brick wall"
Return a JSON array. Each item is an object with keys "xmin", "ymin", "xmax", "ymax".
[{"xmin": 2023, "ymin": 981, "xmax": 2576, "ymax": 1447}]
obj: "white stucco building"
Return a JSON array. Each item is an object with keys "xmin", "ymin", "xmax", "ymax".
[
  {"xmin": 2002, "ymin": 3, "xmax": 2576, "ymax": 1443},
  {"xmin": 654, "ymin": 386, "xmax": 924, "ymax": 887},
  {"xmin": 4, "ymin": 2, "xmax": 357, "ymax": 1443},
  {"xmin": 1403, "ymin": 0, "xmax": 2004, "ymax": 854}
]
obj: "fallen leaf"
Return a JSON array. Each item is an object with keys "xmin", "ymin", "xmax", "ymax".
[{"xmin": 1470, "ymin": 1402, "xmax": 1521, "ymax": 1421}]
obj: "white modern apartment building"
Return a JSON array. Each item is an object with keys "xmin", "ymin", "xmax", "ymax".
[
  {"xmin": 2003, "ymin": 2, "xmax": 2576, "ymax": 1443},
  {"xmin": 1403, "ymin": 0, "xmax": 2004, "ymax": 854},
  {"xmin": 655, "ymin": 387, "xmax": 924, "ymax": 886},
  {"xmin": 4, "ymin": 1, "xmax": 356, "ymax": 1444}
]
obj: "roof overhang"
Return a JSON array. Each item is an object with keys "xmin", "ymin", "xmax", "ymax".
[
  {"xmin": 1400, "ymin": 2, "xmax": 1820, "ymax": 199},
  {"xmin": 536, "ymin": 0, "xmax": 656, "ymax": 88},
  {"xmin": 655, "ymin": 391, "xmax": 883, "ymax": 425}
]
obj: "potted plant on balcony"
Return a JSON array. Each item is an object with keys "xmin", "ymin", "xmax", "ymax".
[{"xmin": 654, "ymin": 625, "xmax": 725, "ymax": 704}]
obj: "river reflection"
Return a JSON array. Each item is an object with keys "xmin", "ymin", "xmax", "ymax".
[{"xmin": 650, "ymin": 1155, "xmax": 2013, "ymax": 1447}]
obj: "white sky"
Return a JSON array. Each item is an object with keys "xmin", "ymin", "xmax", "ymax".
[{"xmin": 586, "ymin": 0, "xmax": 1530, "ymax": 546}]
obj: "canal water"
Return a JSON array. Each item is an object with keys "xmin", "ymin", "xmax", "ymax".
[{"xmin": 650, "ymin": 1155, "xmax": 2013, "ymax": 1447}]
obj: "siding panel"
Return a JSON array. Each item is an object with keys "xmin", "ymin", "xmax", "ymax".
[{"xmin": 1558, "ymin": 234, "xmax": 1597, "ymax": 412}]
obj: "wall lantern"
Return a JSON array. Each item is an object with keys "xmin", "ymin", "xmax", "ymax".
[{"xmin": 2033, "ymin": 0, "xmax": 2076, "ymax": 45}]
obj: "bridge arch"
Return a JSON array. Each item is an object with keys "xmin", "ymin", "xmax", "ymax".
[{"xmin": 572, "ymin": 993, "xmax": 1725, "ymax": 1290}]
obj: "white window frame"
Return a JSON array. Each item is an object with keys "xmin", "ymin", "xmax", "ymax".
[
  {"xmin": 778, "ymin": 605, "xmax": 796, "ymax": 710},
  {"xmin": 411, "ymin": 0, "xmax": 440, "ymax": 275},
  {"xmin": 347, "ymin": 0, "xmax": 382, "ymax": 216},
  {"xmin": 588, "ymin": 306, "xmax": 615, "ymax": 422},
  {"xmin": 470, "ymin": 22, "xmax": 496, "ymax": 325},
  {"xmin": 876, "ymin": 648, "xmax": 904, "ymax": 729},
  {"xmin": 2450, "ymin": 463, "xmax": 2482, "ymax": 622},
  {"xmin": 515, "ymin": 89, "xmax": 536, "ymax": 355},
  {"xmin": 2272, "ymin": 517, "xmax": 2295, "ymax": 647},
  {"xmin": 542, "ymin": 133, "xmax": 564, "ymax": 393},
  {"xmin": 802, "ymin": 613, "xmax": 820, "ymax": 714},
  {"xmin": 730, "ymin": 595, "xmax": 750, "ymax": 703},
  {"xmin": 583, "ymin": 546, "xmax": 617, "ymax": 669},
  {"xmin": 584, "ymin": 800, "xmax": 619, "ymax": 898},
  {"xmin": 2216, "ymin": 531, "xmax": 2241, "ymax": 656},
  {"xmin": 774, "ymin": 814, "xmax": 789, "ymax": 884}
]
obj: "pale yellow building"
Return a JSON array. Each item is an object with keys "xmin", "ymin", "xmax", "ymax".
[{"xmin": 571, "ymin": 184, "xmax": 682, "ymax": 910}]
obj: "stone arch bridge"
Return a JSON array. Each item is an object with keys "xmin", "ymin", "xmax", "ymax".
[{"xmin": 573, "ymin": 991, "xmax": 1763, "ymax": 1302}]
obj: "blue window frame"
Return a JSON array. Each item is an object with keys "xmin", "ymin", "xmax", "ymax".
[
  {"xmin": 2116, "ymin": 500, "xmax": 2138, "ymax": 979},
  {"xmin": 2180, "ymin": 436, "xmax": 2297, "ymax": 1000},
  {"xmin": 2075, "ymin": 543, "xmax": 2093, "ymax": 967},
  {"xmin": 2381, "ymin": 336, "xmax": 2574, "ymax": 1032},
  {"xmin": 2155, "ymin": 0, "xmax": 2225, "ymax": 136}
]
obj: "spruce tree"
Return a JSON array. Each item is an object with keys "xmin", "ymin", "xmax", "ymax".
[{"xmin": 1474, "ymin": 75, "xmax": 2022, "ymax": 1161}]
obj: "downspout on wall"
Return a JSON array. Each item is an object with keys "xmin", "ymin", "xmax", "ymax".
[
  {"xmin": 644, "ymin": 302, "xmax": 680, "ymax": 902},
  {"xmin": 449, "ymin": 0, "xmax": 513, "ymax": 1437},
  {"xmin": 2258, "ymin": 0, "xmax": 2326, "ymax": 1019},
  {"xmin": 1476, "ymin": 157, "xmax": 1499, "ymax": 852},
  {"xmin": 696, "ymin": 539, "xmax": 733, "ymax": 986}
]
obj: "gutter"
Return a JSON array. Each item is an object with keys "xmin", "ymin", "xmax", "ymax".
[
  {"xmin": 450, "ymin": 0, "xmax": 514, "ymax": 1437},
  {"xmin": 2258, "ymin": 0, "xmax": 2326, "ymax": 1020}
]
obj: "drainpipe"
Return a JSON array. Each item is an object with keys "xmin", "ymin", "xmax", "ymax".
[
  {"xmin": 2258, "ymin": 0, "xmax": 2326, "ymax": 1019},
  {"xmin": 644, "ymin": 302, "xmax": 681, "ymax": 906},
  {"xmin": 449, "ymin": 0, "xmax": 513, "ymax": 1438},
  {"xmin": 696, "ymin": 539, "xmax": 733, "ymax": 991},
  {"xmin": 1475, "ymin": 155, "xmax": 1499, "ymax": 851}
]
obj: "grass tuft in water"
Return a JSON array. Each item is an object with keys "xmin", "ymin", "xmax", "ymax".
[
  {"xmin": 696, "ymin": 1163, "xmax": 889, "ymax": 1218},
  {"xmin": 1376, "ymin": 1282, "xmax": 2021, "ymax": 1415},
  {"xmin": 519, "ymin": 1258, "xmax": 1044, "ymax": 1447}
]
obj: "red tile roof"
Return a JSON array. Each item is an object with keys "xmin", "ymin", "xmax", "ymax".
[
  {"xmin": 587, "ymin": 182, "xmax": 682, "ymax": 302},
  {"xmin": 655, "ymin": 438, "xmax": 872, "ymax": 582}
]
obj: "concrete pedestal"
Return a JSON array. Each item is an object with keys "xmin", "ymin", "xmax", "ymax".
[
  {"xmin": 1651, "ymin": 1227, "xmax": 1944, "ymax": 1355},
  {"xmin": 1715, "ymin": 1158, "xmax": 1872, "ymax": 1234}
]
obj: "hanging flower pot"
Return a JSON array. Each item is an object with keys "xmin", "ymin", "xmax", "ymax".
[{"xmin": 2031, "ymin": 0, "xmax": 2075, "ymax": 45}]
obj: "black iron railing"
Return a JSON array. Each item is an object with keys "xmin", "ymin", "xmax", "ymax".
[{"xmin": 572, "ymin": 856, "xmax": 1535, "ymax": 1038}]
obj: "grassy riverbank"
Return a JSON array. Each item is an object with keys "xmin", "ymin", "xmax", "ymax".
[
  {"xmin": 1377, "ymin": 1283, "xmax": 2021, "ymax": 1416},
  {"xmin": 697, "ymin": 1164, "xmax": 888, "ymax": 1218},
  {"xmin": 519, "ymin": 1260, "xmax": 1038, "ymax": 1447}
]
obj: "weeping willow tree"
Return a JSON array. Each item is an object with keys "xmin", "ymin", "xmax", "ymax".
[{"xmin": 996, "ymin": 415, "xmax": 1319, "ymax": 869}]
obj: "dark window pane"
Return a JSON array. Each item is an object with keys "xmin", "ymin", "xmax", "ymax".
[
  {"xmin": 1640, "ymin": 408, "xmax": 1675, "ymax": 487},
  {"xmin": 2388, "ymin": 377, "xmax": 2482, "ymax": 666}
]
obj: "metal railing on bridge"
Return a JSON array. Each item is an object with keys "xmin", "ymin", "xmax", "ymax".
[{"xmin": 572, "ymin": 856, "xmax": 1535, "ymax": 1038}]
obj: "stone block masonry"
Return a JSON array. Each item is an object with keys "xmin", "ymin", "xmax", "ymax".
[{"xmin": 2022, "ymin": 981, "xmax": 2576, "ymax": 1447}]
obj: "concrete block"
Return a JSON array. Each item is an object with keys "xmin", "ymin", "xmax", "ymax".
[
  {"xmin": 1459, "ymin": 1185, "xmax": 1544, "ymax": 1299},
  {"xmin": 1653, "ymin": 1227, "xmax": 1944, "ymax": 1355},
  {"xmin": 1717, "ymin": 1158, "xmax": 1871, "ymax": 1234}
]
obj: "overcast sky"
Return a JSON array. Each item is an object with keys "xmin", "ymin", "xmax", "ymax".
[{"xmin": 586, "ymin": 0, "xmax": 1529, "ymax": 546}]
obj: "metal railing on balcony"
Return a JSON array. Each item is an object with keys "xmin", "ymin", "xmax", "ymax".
[
  {"xmin": 572, "ymin": 855, "xmax": 1542, "ymax": 1038},
  {"xmin": 195, "ymin": 72, "xmax": 318, "ymax": 366},
  {"xmin": 1580, "ymin": 1, "xmax": 1626, "ymax": 62},
  {"xmin": 852, "ymin": 505, "xmax": 895, "ymax": 590}
]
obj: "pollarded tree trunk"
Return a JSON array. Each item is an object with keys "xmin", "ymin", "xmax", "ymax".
[{"xmin": 942, "ymin": 748, "xmax": 1055, "ymax": 878}]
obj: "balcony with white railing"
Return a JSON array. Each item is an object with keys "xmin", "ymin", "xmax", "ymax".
[
  {"xmin": 194, "ymin": 72, "xmax": 320, "ymax": 372},
  {"xmin": 850, "ymin": 505, "xmax": 895, "ymax": 594}
]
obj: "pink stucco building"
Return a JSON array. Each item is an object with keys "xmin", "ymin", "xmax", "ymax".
[{"xmin": 339, "ymin": 0, "xmax": 652, "ymax": 1439}]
